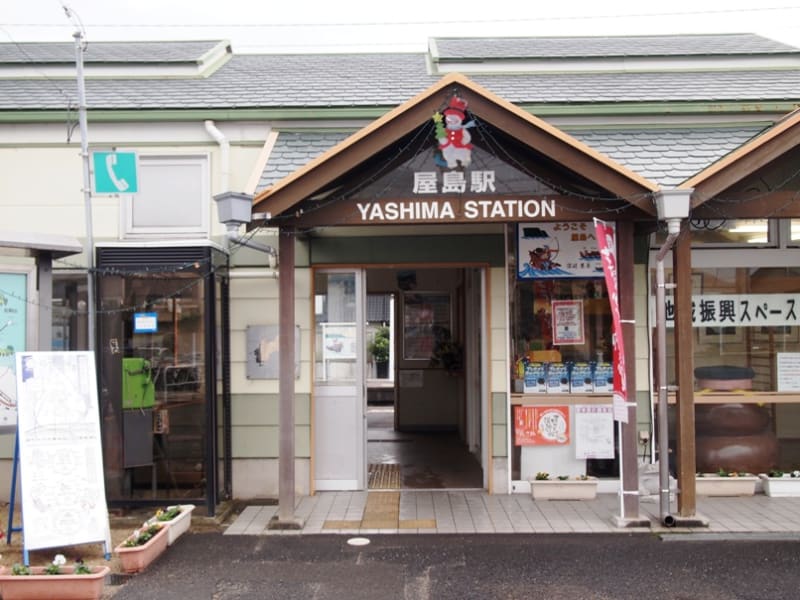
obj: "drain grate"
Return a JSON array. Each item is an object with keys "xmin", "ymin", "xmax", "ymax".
[{"xmin": 368, "ymin": 463, "xmax": 401, "ymax": 489}]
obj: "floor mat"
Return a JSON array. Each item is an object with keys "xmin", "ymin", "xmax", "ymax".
[{"xmin": 368, "ymin": 463, "xmax": 401, "ymax": 490}]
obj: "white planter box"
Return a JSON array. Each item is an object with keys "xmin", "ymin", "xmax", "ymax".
[
  {"xmin": 759, "ymin": 474, "xmax": 800, "ymax": 497},
  {"xmin": 148, "ymin": 504, "xmax": 196, "ymax": 545},
  {"xmin": 695, "ymin": 475, "xmax": 757, "ymax": 497},
  {"xmin": 531, "ymin": 478, "xmax": 598, "ymax": 500}
]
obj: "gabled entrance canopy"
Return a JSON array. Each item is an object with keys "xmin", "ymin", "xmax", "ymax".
[
  {"xmin": 252, "ymin": 73, "xmax": 660, "ymax": 229},
  {"xmin": 681, "ymin": 107, "xmax": 800, "ymax": 217}
]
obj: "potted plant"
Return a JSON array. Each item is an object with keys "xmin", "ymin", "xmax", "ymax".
[
  {"xmin": 530, "ymin": 471, "xmax": 598, "ymax": 500},
  {"xmin": 759, "ymin": 469, "xmax": 800, "ymax": 497},
  {"xmin": 0, "ymin": 554, "xmax": 110, "ymax": 600},
  {"xmin": 147, "ymin": 504, "xmax": 196, "ymax": 545},
  {"xmin": 368, "ymin": 326, "xmax": 390, "ymax": 378},
  {"xmin": 695, "ymin": 468, "xmax": 758, "ymax": 496},
  {"xmin": 114, "ymin": 522, "xmax": 169, "ymax": 574}
]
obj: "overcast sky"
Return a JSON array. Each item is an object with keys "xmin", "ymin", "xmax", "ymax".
[{"xmin": 3, "ymin": 0, "xmax": 800, "ymax": 53}]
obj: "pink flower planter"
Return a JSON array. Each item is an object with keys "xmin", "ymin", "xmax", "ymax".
[
  {"xmin": 114, "ymin": 523, "xmax": 169, "ymax": 574},
  {"xmin": 0, "ymin": 565, "xmax": 110, "ymax": 600}
]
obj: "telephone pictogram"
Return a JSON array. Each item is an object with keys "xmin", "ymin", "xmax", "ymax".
[{"xmin": 105, "ymin": 153, "xmax": 129, "ymax": 192}]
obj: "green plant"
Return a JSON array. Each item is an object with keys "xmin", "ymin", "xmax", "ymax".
[
  {"xmin": 155, "ymin": 505, "xmax": 182, "ymax": 521},
  {"xmin": 368, "ymin": 326, "xmax": 390, "ymax": 363},
  {"xmin": 73, "ymin": 560, "xmax": 92, "ymax": 575},
  {"xmin": 534, "ymin": 471, "xmax": 550, "ymax": 480},
  {"xmin": 769, "ymin": 468, "xmax": 785, "ymax": 478},
  {"xmin": 123, "ymin": 523, "xmax": 163, "ymax": 547},
  {"xmin": 44, "ymin": 554, "xmax": 66, "ymax": 575},
  {"xmin": 9, "ymin": 554, "xmax": 92, "ymax": 576}
]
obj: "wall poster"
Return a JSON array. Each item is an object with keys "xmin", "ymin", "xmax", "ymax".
[
  {"xmin": 14, "ymin": 351, "xmax": 112, "ymax": 552},
  {"xmin": 514, "ymin": 405, "xmax": 570, "ymax": 446},
  {"xmin": 574, "ymin": 404, "xmax": 614, "ymax": 459},
  {"xmin": 402, "ymin": 292, "xmax": 451, "ymax": 360},
  {"xmin": 0, "ymin": 271, "xmax": 28, "ymax": 433},
  {"xmin": 551, "ymin": 299, "xmax": 585, "ymax": 345}
]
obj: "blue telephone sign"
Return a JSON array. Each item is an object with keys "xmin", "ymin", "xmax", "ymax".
[{"xmin": 92, "ymin": 151, "xmax": 139, "ymax": 194}]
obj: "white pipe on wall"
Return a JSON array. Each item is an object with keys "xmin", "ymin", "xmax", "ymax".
[{"xmin": 204, "ymin": 120, "xmax": 230, "ymax": 192}]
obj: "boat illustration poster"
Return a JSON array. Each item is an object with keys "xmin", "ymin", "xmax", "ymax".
[{"xmin": 517, "ymin": 222, "xmax": 604, "ymax": 279}]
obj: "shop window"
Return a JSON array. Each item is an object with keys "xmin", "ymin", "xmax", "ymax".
[
  {"xmin": 658, "ymin": 266, "xmax": 800, "ymax": 472},
  {"xmin": 652, "ymin": 218, "xmax": 775, "ymax": 247},
  {"xmin": 788, "ymin": 219, "xmax": 800, "ymax": 246},
  {"xmin": 662, "ymin": 266, "xmax": 800, "ymax": 391},
  {"xmin": 123, "ymin": 155, "xmax": 209, "ymax": 238},
  {"xmin": 509, "ymin": 222, "xmax": 618, "ymax": 481},
  {"xmin": 52, "ymin": 274, "xmax": 88, "ymax": 351}
]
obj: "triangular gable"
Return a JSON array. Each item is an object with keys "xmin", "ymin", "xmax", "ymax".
[
  {"xmin": 252, "ymin": 73, "xmax": 660, "ymax": 223},
  {"xmin": 681, "ymin": 107, "xmax": 800, "ymax": 209}
]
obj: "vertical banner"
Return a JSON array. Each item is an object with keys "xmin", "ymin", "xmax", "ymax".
[{"xmin": 593, "ymin": 219, "xmax": 629, "ymax": 423}]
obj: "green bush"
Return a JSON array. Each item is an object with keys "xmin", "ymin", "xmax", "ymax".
[{"xmin": 368, "ymin": 326, "xmax": 390, "ymax": 362}]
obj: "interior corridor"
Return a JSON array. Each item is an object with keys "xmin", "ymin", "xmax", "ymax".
[{"xmin": 367, "ymin": 404, "xmax": 483, "ymax": 490}]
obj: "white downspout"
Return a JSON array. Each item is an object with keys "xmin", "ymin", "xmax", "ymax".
[{"xmin": 205, "ymin": 120, "xmax": 230, "ymax": 192}]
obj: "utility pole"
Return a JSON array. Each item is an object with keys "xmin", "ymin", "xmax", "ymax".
[{"xmin": 73, "ymin": 27, "xmax": 95, "ymax": 351}]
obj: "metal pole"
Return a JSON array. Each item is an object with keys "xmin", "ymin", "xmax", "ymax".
[
  {"xmin": 75, "ymin": 30, "xmax": 95, "ymax": 351},
  {"xmin": 656, "ymin": 229, "xmax": 679, "ymax": 526}
]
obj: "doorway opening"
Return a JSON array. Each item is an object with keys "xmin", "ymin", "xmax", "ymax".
[{"xmin": 365, "ymin": 266, "xmax": 484, "ymax": 490}]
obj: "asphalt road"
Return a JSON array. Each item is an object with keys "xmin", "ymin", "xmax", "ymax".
[{"xmin": 108, "ymin": 532, "xmax": 800, "ymax": 599}]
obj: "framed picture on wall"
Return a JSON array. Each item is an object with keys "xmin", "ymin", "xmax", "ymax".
[{"xmin": 402, "ymin": 292, "xmax": 451, "ymax": 360}]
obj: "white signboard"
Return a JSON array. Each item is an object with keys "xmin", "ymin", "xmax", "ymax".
[
  {"xmin": 574, "ymin": 404, "xmax": 615, "ymax": 459},
  {"xmin": 663, "ymin": 293, "xmax": 800, "ymax": 328},
  {"xmin": 777, "ymin": 353, "xmax": 800, "ymax": 392},
  {"xmin": 15, "ymin": 351, "xmax": 111, "ymax": 552}
]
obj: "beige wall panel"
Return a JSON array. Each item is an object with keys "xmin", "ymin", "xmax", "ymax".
[
  {"xmin": 230, "ymin": 278, "xmax": 279, "ymax": 300},
  {"xmin": 231, "ymin": 458, "xmax": 310, "ymax": 498},
  {"xmin": 229, "ymin": 298, "xmax": 279, "ymax": 329},
  {"xmin": 233, "ymin": 426, "xmax": 278, "ymax": 456},
  {"xmin": 232, "ymin": 394, "xmax": 278, "ymax": 426},
  {"xmin": 492, "ymin": 424, "xmax": 507, "ymax": 457}
]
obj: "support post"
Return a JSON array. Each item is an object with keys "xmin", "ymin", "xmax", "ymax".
[
  {"xmin": 617, "ymin": 221, "xmax": 643, "ymax": 523},
  {"xmin": 673, "ymin": 230, "xmax": 698, "ymax": 516},
  {"xmin": 271, "ymin": 227, "xmax": 302, "ymax": 529}
]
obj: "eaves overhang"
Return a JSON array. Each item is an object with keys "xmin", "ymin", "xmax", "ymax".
[{"xmin": 252, "ymin": 73, "xmax": 661, "ymax": 223}]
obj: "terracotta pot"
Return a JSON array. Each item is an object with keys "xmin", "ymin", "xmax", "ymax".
[
  {"xmin": 0, "ymin": 565, "xmax": 110, "ymax": 600},
  {"xmin": 696, "ymin": 432, "xmax": 779, "ymax": 474},
  {"xmin": 114, "ymin": 523, "xmax": 169, "ymax": 574},
  {"xmin": 695, "ymin": 404, "xmax": 771, "ymax": 436}
]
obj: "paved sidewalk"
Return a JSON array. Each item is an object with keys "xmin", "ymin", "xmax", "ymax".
[{"xmin": 224, "ymin": 491, "xmax": 800, "ymax": 536}]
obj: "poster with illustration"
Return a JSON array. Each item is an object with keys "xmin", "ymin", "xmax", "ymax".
[
  {"xmin": 0, "ymin": 272, "xmax": 27, "ymax": 433},
  {"xmin": 514, "ymin": 405, "xmax": 570, "ymax": 446},
  {"xmin": 517, "ymin": 223, "xmax": 604, "ymax": 279}
]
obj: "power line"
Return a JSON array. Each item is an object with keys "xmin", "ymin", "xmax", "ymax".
[{"xmin": 4, "ymin": 5, "xmax": 799, "ymax": 31}]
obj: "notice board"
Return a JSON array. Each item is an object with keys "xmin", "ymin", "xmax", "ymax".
[{"xmin": 14, "ymin": 351, "xmax": 111, "ymax": 551}]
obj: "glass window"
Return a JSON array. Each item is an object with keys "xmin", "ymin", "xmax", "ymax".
[
  {"xmin": 657, "ymin": 265, "xmax": 800, "ymax": 473},
  {"xmin": 661, "ymin": 266, "xmax": 800, "ymax": 390},
  {"xmin": 314, "ymin": 272, "xmax": 358, "ymax": 383},
  {"xmin": 653, "ymin": 218, "xmax": 774, "ymax": 246},
  {"xmin": 509, "ymin": 224, "xmax": 618, "ymax": 481},
  {"xmin": 123, "ymin": 155, "xmax": 209, "ymax": 237},
  {"xmin": 97, "ymin": 272, "xmax": 208, "ymax": 502}
]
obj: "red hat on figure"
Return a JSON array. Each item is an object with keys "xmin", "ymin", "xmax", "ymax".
[{"xmin": 443, "ymin": 96, "xmax": 468, "ymax": 118}]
